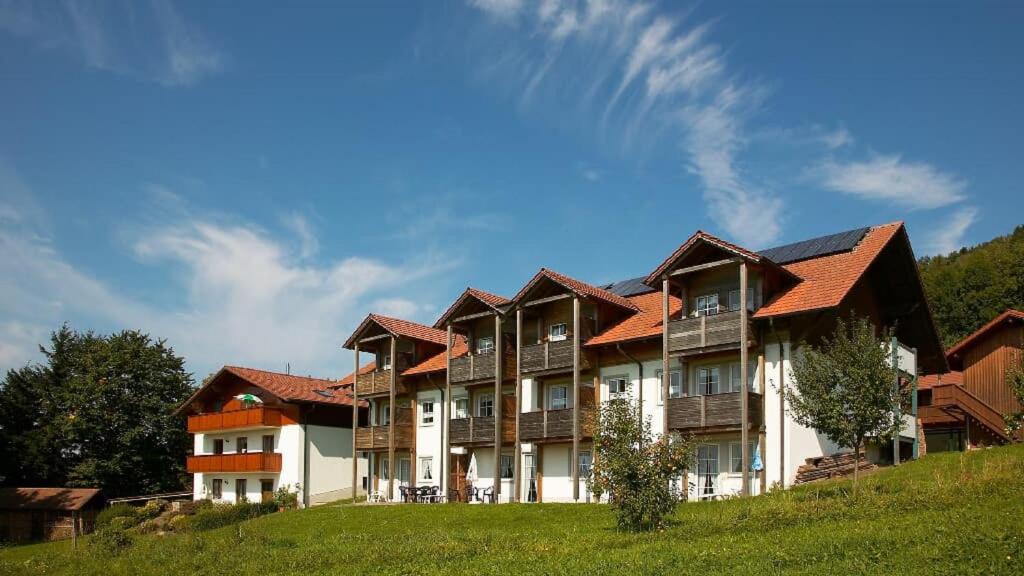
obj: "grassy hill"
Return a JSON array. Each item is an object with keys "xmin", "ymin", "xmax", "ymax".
[{"xmin": 2, "ymin": 444, "xmax": 1023, "ymax": 575}]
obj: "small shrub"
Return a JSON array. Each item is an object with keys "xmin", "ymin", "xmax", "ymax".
[
  {"xmin": 95, "ymin": 503, "xmax": 137, "ymax": 529},
  {"xmin": 167, "ymin": 514, "xmax": 190, "ymax": 532},
  {"xmin": 109, "ymin": 515, "xmax": 137, "ymax": 531},
  {"xmin": 273, "ymin": 485, "xmax": 299, "ymax": 510},
  {"xmin": 189, "ymin": 501, "xmax": 278, "ymax": 531},
  {"xmin": 137, "ymin": 500, "xmax": 164, "ymax": 522},
  {"xmin": 91, "ymin": 525, "xmax": 133, "ymax": 554},
  {"xmin": 137, "ymin": 519, "xmax": 161, "ymax": 534}
]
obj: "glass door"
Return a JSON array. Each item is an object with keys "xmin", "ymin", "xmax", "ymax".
[
  {"xmin": 697, "ymin": 445, "xmax": 719, "ymax": 499},
  {"xmin": 525, "ymin": 454, "xmax": 538, "ymax": 503}
]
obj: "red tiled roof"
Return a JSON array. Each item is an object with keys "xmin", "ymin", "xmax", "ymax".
[
  {"xmin": 337, "ymin": 362, "xmax": 376, "ymax": 386},
  {"xmin": 946, "ymin": 309, "xmax": 1024, "ymax": 367},
  {"xmin": 0, "ymin": 488, "xmax": 104, "ymax": 511},
  {"xmin": 753, "ymin": 222, "xmax": 903, "ymax": 319},
  {"xmin": 645, "ymin": 230, "xmax": 764, "ymax": 284},
  {"xmin": 343, "ymin": 313, "xmax": 448, "ymax": 349},
  {"xmin": 403, "ymin": 335, "xmax": 469, "ymax": 376},
  {"xmin": 918, "ymin": 371, "xmax": 963, "ymax": 390},
  {"xmin": 586, "ymin": 291, "xmax": 683, "ymax": 346},
  {"xmin": 513, "ymin": 268, "xmax": 639, "ymax": 311},
  {"xmin": 221, "ymin": 366, "xmax": 359, "ymax": 407},
  {"xmin": 433, "ymin": 288, "xmax": 511, "ymax": 328}
]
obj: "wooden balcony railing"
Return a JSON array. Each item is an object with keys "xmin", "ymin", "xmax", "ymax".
[
  {"xmin": 354, "ymin": 369, "xmax": 409, "ymax": 397},
  {"xmin": 666, "ymin": 392, "xmax": 763, "ymax": 430},
  {"xmin": 449, "ymin": 351, "xmax": 516, "ymax": 384},
  {"xmin": 667, "ymin": 310, "xmax": 755, "ymax": 353},
  {"xmin": 186, "ymin": 452, "xmax": 282, "ymax": 473},
  {"xmin": 187, "ymin": 406, "xmax": 283, "ymax": 433},
  {"xmin": 355, "ymin": 407, "xmax": 413, "ymax": 450},
  {"xmin": 519, "ymin": 407, "xmax": 595, "ymax": 442},
  {"xmin": 520, "ymin": 340, "xmax": 591, "ymax": 374},
  {"xmin": 449, "ymin": 415, "xmax": 516, "ymax": 445}
]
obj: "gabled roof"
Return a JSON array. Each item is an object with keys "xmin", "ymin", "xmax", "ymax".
[
  {"xmin": 433, "ymin": 287, "xmax": 511, "ymax": 328},
  {"xmin": 753, "ymin": 222, "xmax": 902, "ymax": 319},
  {"xmin": 176, "ymin": 366, "xmax": 361, "ymax": 415},
  {"xmin": 403, "ymin": 335, "xmax": 469, "ymax": 376},
  {"xmin": 645, "ymin": 230, "xmax": 765, "ymax": 284},
  {"xmin": 586, "ymin": 291, "xmax": 682, "ymax": 347},
  {"xmin": 343, "ymin": 313, "xmax": 448, "ymax": 350},
  {"xmin": 946, "ymin": 309, "xmax": 1024, "ymax": 370},
  {"xmin": 337, "ymin": 362, "xmax": 376, "ymax": 387},
  {"xmin": 512, "ymin": 268, "xmax": 639, "ymax": 311},
  {"xmin": 0, "ymin": 488, "xmax": 104, "ymax": 511},
  {"xmin": 918, "ymin": 371, "xmax": 963, "ymax": 390}
]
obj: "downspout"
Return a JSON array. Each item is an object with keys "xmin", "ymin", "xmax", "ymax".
[{"xmin": 616, "ymin": 343, "xmax": 644, "ymax": 424}]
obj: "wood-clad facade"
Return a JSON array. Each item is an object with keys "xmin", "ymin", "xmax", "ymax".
[{"xmin": 958, "ymin": 320, "xmax": 1023, "ymax": 417}]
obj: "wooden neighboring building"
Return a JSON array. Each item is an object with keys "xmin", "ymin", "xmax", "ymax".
[
  {"xmin": 0, "ymin": 488, "xmax": 105, "ymax": 543},
  {"xmin": 918, "ymin": 309, "xmax": 1024, "ymax": 451}
]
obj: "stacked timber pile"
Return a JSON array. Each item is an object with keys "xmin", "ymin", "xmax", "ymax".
[{"xmin": 794, "ymin": 451, "xmax": 876, "ymax": 484}]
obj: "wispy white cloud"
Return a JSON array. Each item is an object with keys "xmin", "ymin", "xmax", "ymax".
[
  {"xmin": 282, "ymin": 212, "xmax": 319, "ymax": 260},
  {"xmin": 466, "ymin": 0, "xmax": 783, "ymax": 246},
  {"xmin": 0, "ymin": 0, "xmax": 224, "ymax": 86},
  {"xmin": 820, "ymin": 126, "xmax": 853, "ymax": 150},
  {"xmin": 470, "ymin": 0, "xmax": 524, "ymax": 21},
  {"xmin": 0, "ymin": 166, "xmax": 454, "ymax": 377},
  {"xmin": 814, "ymin": 154, "xmax": 968, "ymax": 210},
  {"xmin": 922, "ymin": 206, "xmax": 978, "ymax": 256}
]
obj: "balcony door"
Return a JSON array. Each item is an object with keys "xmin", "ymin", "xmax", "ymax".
[
  {"xmin": 696, "ymin": 445, "xmax": 719, "ymax": 499},
  {"xmin": 235, "ymin": 478, "xmax": 247, "ymax": 503},
  {"xmin": 525, "ymin": 454, "xmax": 538, "ymax": 503}
]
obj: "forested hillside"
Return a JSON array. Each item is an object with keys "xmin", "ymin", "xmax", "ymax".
[{"xmin": 918, "ymin": 225, "xmax": 1024, "ymax": 348}]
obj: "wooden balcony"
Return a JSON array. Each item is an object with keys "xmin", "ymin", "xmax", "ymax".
[
  {"xmin": 667, "ymin": 310, "xmax": 755, "ymax": 354},
  {"xmin": 187, "ymin": 406, "xmax": 283, "ymax": 433},
  {"xmin": 520, "ymin": 340, "xmax": 590, "ymax": 374},
  {"xmin": 449, "ymin": 351, "xmax": 516, "ymax": 384},
  {"xmin": 666, "ymin": 392, "xmax": 763, "ymax": 431},
  {"xmin": 449, "ymin": 415, "xmax": 516, "ymax": 445},
  {"xmin": 519, "ymin": 407, "xmax": 595, "ymax": 442},
  {"xmin": 354, "ymin": 369, "xmax": 409, "ymax": 397},
  {"xmin": 186, "ymin": 452, "xmax": 282, "ymax": 473}
]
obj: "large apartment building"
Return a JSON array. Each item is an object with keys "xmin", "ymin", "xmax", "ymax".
[
  {"xmin": 344, "ymin": 221, "xmax": 946, "ymax": 503},
  {"xmin": 178, "ymin": 366, "xmax": 368, "ymax": 506}
]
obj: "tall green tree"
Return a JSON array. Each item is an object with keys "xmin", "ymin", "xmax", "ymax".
[
  {"xmin": 919, "ymin": 224, "xmax": 1024, "ymax": 347},
  {"xmin": 0, "ymin": 325, "xmax": 195, "ymax": 496},
  {"xmin": 786, "ymin": 316, "xmax": 904, "ymax": 491}
]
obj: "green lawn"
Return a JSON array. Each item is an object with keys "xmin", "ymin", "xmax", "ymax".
[{"xmin": 2, "ymin": 444, "xmax": 1023, "ymax": 575}]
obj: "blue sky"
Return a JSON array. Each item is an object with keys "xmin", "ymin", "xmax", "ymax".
[{"xmin": 1, "ymin": 0, "xmax": 1021, "ymax": 379}]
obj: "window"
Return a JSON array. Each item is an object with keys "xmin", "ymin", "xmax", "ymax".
[
  {"xmin": 454, "ymin": 397, "xmax": 469, "ymax": 419},
  {"xmin": 698, "ymin": 367, "xmax": 720, "ymax": 395},
  {"xmin": 380, "ymin": 402, "xmax": 391, "ymax": 425},
  {"xmin": 478, "ymin": 393, "xmax": 494, "ymax": 417},
  {"xmin": 235, "ymin": 479, "xmax": 247, "ymax": 503},
  {"xmin": 606, "ymin": 376, "xmax": 628, "ymax": 396},
  {"xmin": 696, "ymin": 293, "xmax": 719, "ymax": 316},
  {"xmin": 262, "ymin": 434, "xmax": 274, "ymax": 453},
  {"xmin": 579, "ymin": 451, "xmax": 593, "ymax": 478},
  {"xmin": 420, "ymin": 457, "xmax": 433, "ymax": 481},
  {"xmin": 399, "ymin": 459, "xmax": 411, "ymax": 483},
  {"xmin": 237, "ymin": 436, "xmax": 248, "ymax": 454},
  {"xmin": 211, "ymin": 479, "xmax": 222, "ymax": 499},
  {"xmin": 476, "ymin": 336, "xmax": 495, "ymax": 354},
  {"xmin": 549, "ymin": 323, "xmax": 568, "ymax": 342},
  {"xmin": 260, "ymin": 480, "xmax": 274, "ymax": 503},
  {"xmin": 729, "ymin": 442, "xmax": 757, "ymax": 474},
  {"xmin": 658, "ymin": 370, "xmax": 683, "ymax": 401},
  {"xmin": 728, "ymin": 362, "xmax": 757, "ymax": 393},
  {"xmin": 525, "ymin": 454, "xmax": 538, "ymax": 503},
  {"xmin": 500, "ymin": 455, "xmax": 514, "ymax": 479},
  {"xmin": 382, "ymin": 354, "xmax": 392, "ymax": 370},
  {"xmin": 420, "ymin": 401, "xmax": 435, "ymax": 426},
  {"xmin": 213, "ymin": 439, "xmax": 224, "ymax": 455},
  {"xmin": 550, "ymin": 385, "xmax": 568, "ymax": 410},
  {"xmin": 728, "ymin": 289, "xmax": 755, "ymax": 312},
  {"xmin": 381, "ymin": 457, "xmax": 389, "ymax": 481}
]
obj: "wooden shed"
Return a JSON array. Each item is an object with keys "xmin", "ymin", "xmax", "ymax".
[{"xmin": 0, "ymin": 487, "xmax": 105, "ymax": 543}]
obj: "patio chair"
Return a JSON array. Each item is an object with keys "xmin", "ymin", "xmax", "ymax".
[
  {"xmin": 399, "ymin": 485, "xmax": 412, "ymax": 503},
  {"xmin": 482, "ymin": 486, "xmax": 496, "ymax": 504},
  {"xmin": 465, "ymin": 485, "xmax": 479, "ymax": 503},
  {"xmin": 367, "ymin": 489, "xmax": 387, "ymax": 503}
]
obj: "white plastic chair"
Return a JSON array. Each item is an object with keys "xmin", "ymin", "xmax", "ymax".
[{"xmin": 368, "ymin": 489, "xmax": 388, "ymax": 503}]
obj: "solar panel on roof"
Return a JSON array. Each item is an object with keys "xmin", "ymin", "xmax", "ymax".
[
  {"xmin": 601, "ymin": 276, "xmax": 655, "ymax": 297},
  {"xmin": 759, "ymin": 226, "xmax": 870, "ymax": 264}
]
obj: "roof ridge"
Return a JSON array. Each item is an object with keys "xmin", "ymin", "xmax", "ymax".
[{"xmin": 224, "ymin": 365, "xmax": 338, "ymax": 384}]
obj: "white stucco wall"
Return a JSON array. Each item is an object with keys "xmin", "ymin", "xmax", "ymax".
[
  {"xmin": 416, "ymin": 388, "xmax": 444, "ymax": 488},
  {"xmin": 306, "ymin": 424, "xmax": 366, "ymax": 504},
  {"xmin": 539, "ymin": 443, "xmax": 574, "ymax": 502},
  {"xmin": 599, "ymin": 359, "xmax": 669, "ymax": 437}
]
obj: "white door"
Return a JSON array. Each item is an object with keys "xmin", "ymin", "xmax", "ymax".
[{"xmin": 696, "ymin": 445, "xmax": 719, "ymax": 500}]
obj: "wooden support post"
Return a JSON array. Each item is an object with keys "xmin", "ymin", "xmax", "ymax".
[
  {"xmin": 494, "ymin": 314, "xmax": 503, "ymax": 501},
  {"xmin": 572, "ymin": 295, "xmax": 581, "ymax": 502},
  {"xmin": 662, "ymin": 277, "xmax": 671, "ymax": 436},
  {"xmin": 388, "ymin": 336, "xmax": 397, "ymax": 499},
  {"xmin": 445, "ymin": 324, "xmax": 452, "ymax": 499},
  {"xmin": 739, "ymin": 261, "xmax": 750, "ymax": 497},
  {"xmin": 758, "ymin": 349, "xmax": 767, "ymax": 495},
  {"xmin": 514, "ymin": 308, "xmax": 523, "ymax": 502},
  {"xmin": 351, "ymin": 343, "xmax": 360, "ymax": 499},
  {"xmin": 778, "ymin": 340, "xmax": 786, "ymax": 487}
]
